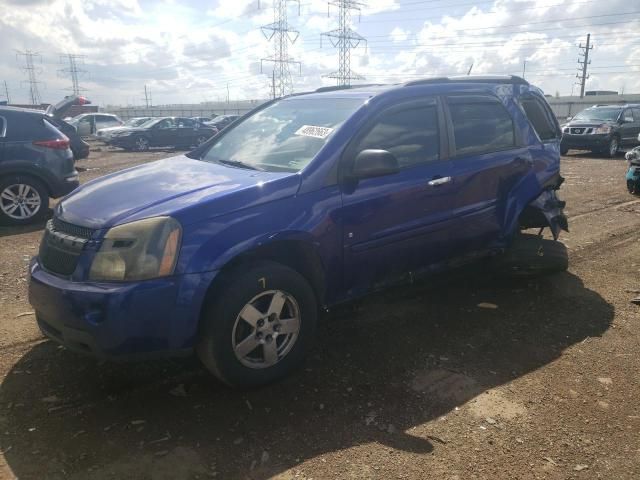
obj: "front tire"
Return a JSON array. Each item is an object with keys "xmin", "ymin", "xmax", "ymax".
[
  {"xmin": 0, "ymin": 176, "xmax": 49, "ymax": 226},
  {"xmin": 133, "ymin": 136, "xmax": 150, "ymax": 152},
  {"xmin": 197, "ymin": 261, "xmax": 318, "ymax": 388},
  {"xmin": 560, "ymin": 145, "xmax": 569, "ymax": 156},
  {"xmin": 604, "ymin": 136, "xmax": 619, "ymax": 158}
]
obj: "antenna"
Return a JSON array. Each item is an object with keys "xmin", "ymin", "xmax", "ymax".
[
  {"xmin": 16, "ymin": 50, "xmax": 43, "ymax": 105},
  {"xmin": 260, "ymin": 0, "xmax": 302, "ymax": 98},
  {"xmin": 321, "ymin": 0, "xmax": 367, "ymax": 86}
]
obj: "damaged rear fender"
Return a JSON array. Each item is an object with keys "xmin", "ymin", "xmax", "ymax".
[{"xmin": 502, "ymin": 173, "xmax": 568, "ymax": 241}]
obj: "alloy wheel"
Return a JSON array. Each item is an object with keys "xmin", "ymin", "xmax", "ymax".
[
  {"xmin": 231, "ymin": 290, "xmax": 301, "ymax": 369},
  {"xmin": 0, "ymin": 184, "xmax": 41, "ymax": 220},
  {"xmin": 135, "ymin": 137, "xmax": 149, "ymax": 151}
]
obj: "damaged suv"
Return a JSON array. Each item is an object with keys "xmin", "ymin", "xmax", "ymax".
[{"xmin": 29, "ymin": 76, "xmax": 568, "ymax": 387}]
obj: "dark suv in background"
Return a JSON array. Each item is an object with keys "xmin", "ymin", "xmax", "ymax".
[
  {"xmin": 0, "ymin": 105, "xmax": 79, "ymax": 225},
  {"xmin": 107, "ymin": 117, "xmax": 217, "ymax": 151},
  {"xmin": 561, "ymin": 104, "xmax": 640, "ymax": 157}
]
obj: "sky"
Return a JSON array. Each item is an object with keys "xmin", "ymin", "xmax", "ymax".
[{"xmin": 0, "ymin": 0, "xmax": 638, "ymax": 106}]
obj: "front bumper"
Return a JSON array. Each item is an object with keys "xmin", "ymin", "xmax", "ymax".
[
  {"xmin": 28, "ymin": 258, "xmax": 217, "ymax": 359},
  {"xmin": 561, "ymin": 133, "xmax": 611, "ymax": 150}
]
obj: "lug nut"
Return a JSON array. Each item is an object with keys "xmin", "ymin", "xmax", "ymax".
[
  {"xmin": 265, "ymin": 334, "xmax": 273, "ymax": 342},
  {"xmin": 256, "ymin": 332, "xmax": 263, "ymax": 340},
  {"xmin": 257, "ymin": 319, "xmax": 265, "ymax": 327}
]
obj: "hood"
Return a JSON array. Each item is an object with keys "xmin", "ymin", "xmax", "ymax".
[
  {"xmin": 565, "ymin": 118, "xmax": 618, "ymax": 128},
  {"xmin": 57, "ymin": 155, "xmax": 300, "ymax": 229},
  {"xmin": 45, "ymin": 95, "xmax": 91, "ymax": 119}
]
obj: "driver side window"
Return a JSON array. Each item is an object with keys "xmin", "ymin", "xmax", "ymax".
[
  {"xmin": 157, "ymin": 119, "xmax": 174, "ymax": 129},
  {"xmin": 355, "ymin": 105, "xmax": 440, "ymax": 169}
]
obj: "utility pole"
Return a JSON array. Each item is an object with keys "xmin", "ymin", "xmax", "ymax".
[
  {"xmin": 144, "ymin": 85, "xmax": 151, "ymax": 108},
  {"xmin": 2, "ymin": 81, "xmax": 10, "ymax": 104},
  {"xmin": 271, "ymin": 70, "xmax": 276, "ymax": 99},
  {"xmin": 522, "ymin": 60, "xmax": 526, "ymax": 79},
  {"xmin": 16, "ymin": 50, "xmax": 42, "ymax": 105},
  {"xmin": 576, "ymin": 33, "xmax": 592, "ymax": 99},
  {"xmin": 226, "ymin": 83, "xmax": 230, "ymax": 104},
  {"xmin": 59, "ymin": 53, "xmax": 86, "ymax": 95},
  {"xmin": 260, "ymin": 0, "xmax": 302, "ymax": 98},
  {"xmin": 321, "ymin": 0, "xmax": 367, "ymax": 86}
]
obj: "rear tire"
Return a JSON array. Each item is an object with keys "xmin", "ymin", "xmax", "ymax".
[
  {"xmin": 133, "ymin": 136, "xmax": 150, "ymax": 152},
  {"xmin": 0, "ymin": 175, "xmax": 49, "ymax": 226},
  {"xmin": 197, "ymin": 261, "xmax": 318, "ymax": 388},
  {"xmin": 494, "ymin": 233, "xmax": 568, "ymax": 277}
]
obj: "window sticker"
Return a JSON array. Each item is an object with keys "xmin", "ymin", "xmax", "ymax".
[{"xmin": 294, "ymin": 125, "xmax": 334, "ymax": 139}]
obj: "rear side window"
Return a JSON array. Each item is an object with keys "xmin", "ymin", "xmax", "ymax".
[
  {"xmin": 5, "ymin": 113, "xmax": 46, "ymax": 141},
  {"xmin": 0, "ymin": 117, "xmax": 5, "ymax": 139},
  {"xmin": 356, "ymin": 105, "xmax": 440, "ymax": 168},
  {"xmin": 521, "ymin": 97, "xmax": 559, "ymax": 141},
  {"xmin": 448, "ymin": 97, "xmax": 515, "ymax": 156},
  {"xmin": 177, "ymin": 118, "xmax": 195, "ymax": 128},
  {"xmin": 633, "ymin": 108, "xmax": 640, "ymax": 122}
]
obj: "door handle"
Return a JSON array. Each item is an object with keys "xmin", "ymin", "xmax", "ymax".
[{"xmin": 427, "ymin": 176, "xmax": 452, "ymax": 186}]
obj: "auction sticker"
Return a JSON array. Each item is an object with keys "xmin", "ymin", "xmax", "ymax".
[{"xmin": 294, "ymin": 125, "xmax": 334, "ymax": 139}]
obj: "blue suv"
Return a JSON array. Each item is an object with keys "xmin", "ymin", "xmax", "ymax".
[{"xmin": 28, "ymin": 76, "xmax": 568, "ymax": 387}]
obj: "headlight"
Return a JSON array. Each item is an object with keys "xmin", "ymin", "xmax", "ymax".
[
  {"xmin": 89, "ymin": 217, "xmax": 181, "ymax": 281},
  {"xmin": 592, "ymin": 125, "xmax": 611, "ymax": 134}
]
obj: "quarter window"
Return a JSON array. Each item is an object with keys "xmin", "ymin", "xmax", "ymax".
[
  {"xmin": 448, "ymin": 98, "xmax": 515, "ymax": 156},
  {"xmin": 521, "ymin": 97, "xmax": 558, "ymax": 141},
  {"xmin": 355, "ymin": 105, "xmax": 439, "ymax": 168}
]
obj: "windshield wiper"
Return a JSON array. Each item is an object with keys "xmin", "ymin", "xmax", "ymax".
[{"xmin": 217, "ymin": 159, "xmax": 264, "ymax": 171}]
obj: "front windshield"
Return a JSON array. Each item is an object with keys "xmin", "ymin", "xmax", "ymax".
[
  {"xmin": 201, "ymin": 98, "xmax": 364, "ymax": 172},
  {"xmin": 139, "ymin": 118, "xmax": 162, "ymax": 128},
  {"xmin": 574, "ymin": 108, "xmax": 621, "ymax": 122}
]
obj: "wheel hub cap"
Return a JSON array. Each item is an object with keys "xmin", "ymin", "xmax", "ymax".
[
  {"xmin": 231, "ymin": 290, "xmax": 301, "ymax": 369},
  {"xmin": 0, "ymin": 184, "xmax": 41, "ymax": 220}
]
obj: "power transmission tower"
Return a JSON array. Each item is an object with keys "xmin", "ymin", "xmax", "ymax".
[
  {"xmin": 575, "ymin": 33, "xmax": 592, "ymax": 99},
  {"xmin": 2, "ymin": 81, "xmax": 10, "ymax": 104},
  {"xmin": 16, "ymin": 50, "xmax": 43, "ymax": 105},
  {"xmin": 59, "ymin": 53, "xmax": 86, "ymax": 95},
  {"xmin": 321, "ymin": 0, "xmax": 367, "ymax": 86},
  {"xmin": 261, "ymin": 0, "xmax": 302, "ymax": 98}
]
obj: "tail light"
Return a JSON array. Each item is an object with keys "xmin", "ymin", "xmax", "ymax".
[{"xmin": 33, "ymin": 136, "xmax": 70, "ymax": 150}]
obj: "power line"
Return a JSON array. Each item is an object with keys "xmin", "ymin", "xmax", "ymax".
[
  {"xmin": 321, "ymin": 0, "xmax": 367, "ymax": 86},
  {"xmin": 261, "ymin": 0, "xmax": 302, "ymax": 98},
  {"xmin": 16, "ymin": 50, "xmax": 43, "ymax": 105},
  {"xmin": 59, "ymin": 53, "xmax": 86, "ymax": 95}
]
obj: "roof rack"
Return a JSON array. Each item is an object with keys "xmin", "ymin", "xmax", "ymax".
[
  {"xmin": 314, "ymin": 84, "xmax": 385, "ymax": 93},
  {"xmin": 405, "ymin": 75, "xmax": 529, "ymax": 87}
]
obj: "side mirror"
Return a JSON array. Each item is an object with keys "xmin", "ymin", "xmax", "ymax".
[
  {"xmin": 565, "ymin": 116, "xmax": 572, "ymax": 122},
  {"xmin": 351, "ymin": 149, "xmax": 400, "ymax": 180}
]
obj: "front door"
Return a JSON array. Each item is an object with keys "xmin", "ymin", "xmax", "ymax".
[
  {"xmin": 341, "ymin": 98, "xmax": 456, "ymax": 295},
  {"xmin": 620, "ymin": 108, "xmax": 640, "ymax": 147},
  {"xmin": 151, "ymin": 118, "xmax": 177, "ymax": 147}
]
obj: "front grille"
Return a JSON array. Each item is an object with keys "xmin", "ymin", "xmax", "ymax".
[
  {"xmin": 39, "ymin": 236, "xmax": 80, "ymax": 276},
  {"xmin": 52, "ymin": 217, "xmax": 95, "ymax": 239},
  {"xmin": 570, "ymin": 127, "xmax": 585, "ymax": 134},
  {"xmin": 39, "ymin": 218, "xmax": 91, "ymax": 276}
]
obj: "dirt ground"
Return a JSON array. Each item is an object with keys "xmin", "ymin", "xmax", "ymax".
[{"xmin": 0, "ymin": 145, "xmax": 638, "ymax": 480}]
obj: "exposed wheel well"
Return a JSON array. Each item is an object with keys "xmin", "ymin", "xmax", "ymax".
[
  {"xmin": 0, "ymin": 171, "xmax": 51, "ymax": 197},
  {"xmin": 201, "ymin": 240, "xmax": 327, "ymax": 312}
]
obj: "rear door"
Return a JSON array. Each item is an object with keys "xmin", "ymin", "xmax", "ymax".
[
  {"xmin": 628, "ymin": 108, "xmax": 640, "ymax": 146},
  {"xmin": 445, "ymin": 94, "xmax": 532, "ymax": 254},
  {"xmin": 341, "ymin": 97, "xmax": 457, "ymax": 293}
]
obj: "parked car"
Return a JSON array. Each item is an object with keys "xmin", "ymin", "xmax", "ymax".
[
  {"xmin": 44, "ymin": 96, "xmax": 92, "ymax": 161},
  {"xmin": 0, "ymin": 100, "xmax": 82, "ymax": 224},
  {"xmin": 29, "ymin": 76, "xmax": 568, "ymax": 387},
  {"xmin": 107, "ymin": 117, "xmax": 216, "ymax": 151},
  {"xmin": 96, "ymin": 117, "xmax": 153, "ymax": 142},
  {"xmin": 68, "ymin": 113, "xmax": 123, "ymax": 136},
  {"xmin": 204, "ymin": 114, "xmax": 239, "ymax": 131},
  {"xmin": 560, "ymin": 104, "xmax": 640, "ymax": 157}
]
